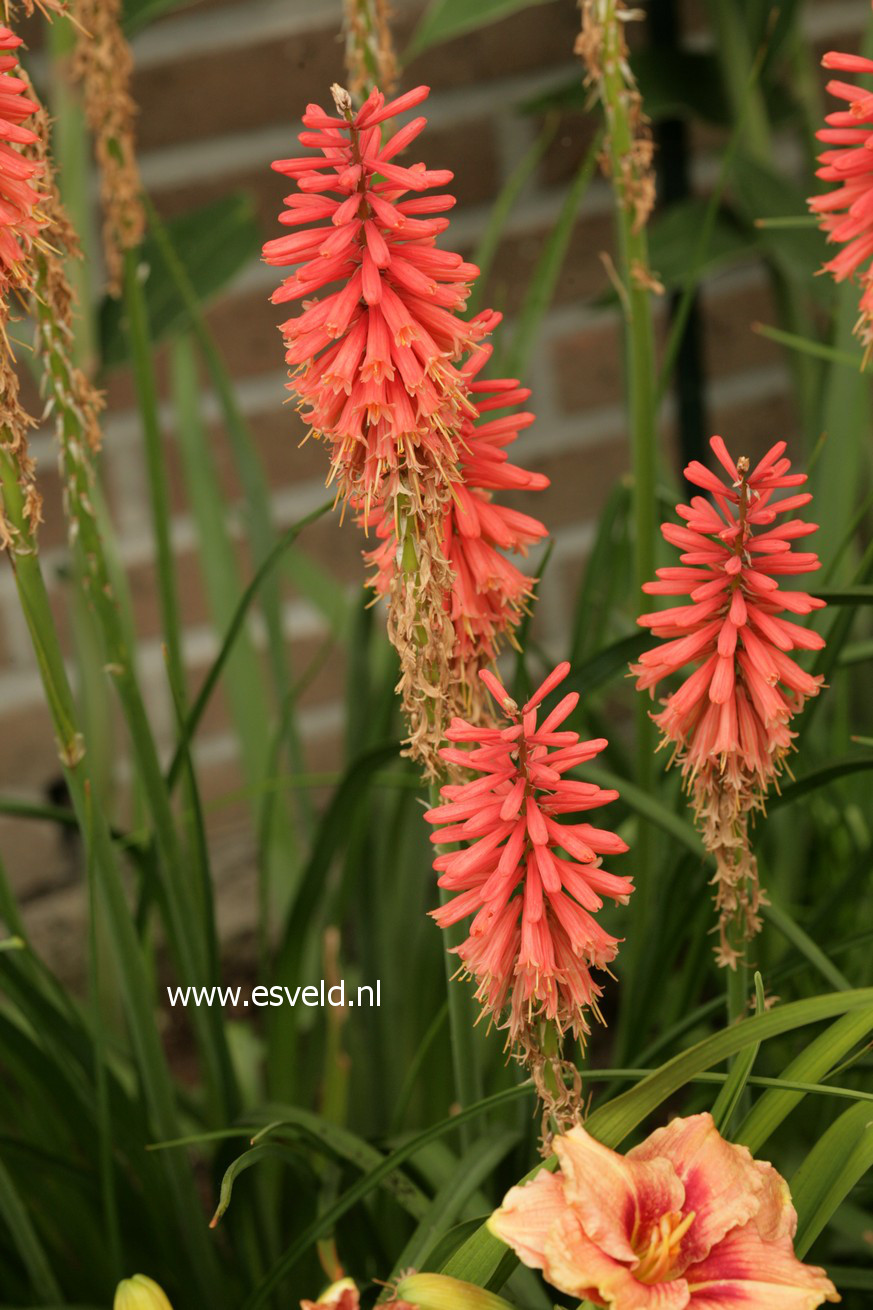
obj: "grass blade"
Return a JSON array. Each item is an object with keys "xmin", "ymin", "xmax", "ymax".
[{"xmin": 792, "ymin": 1101, "xmax": 873, "ymax": 1257}]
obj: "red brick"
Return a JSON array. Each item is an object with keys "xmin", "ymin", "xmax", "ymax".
[
  {"xmin": 552, "ymin": 316, "xmax": 624, "ymax": 413},
  {"xmin": 700, "ymin": 279, "xmax": 783, "ymax": 380},
  {"xmin": 479, "ymin": 209, "xmax": 616, "ymax": 318},
  {"xmin": 133, "ymin": 1, "xmax": 578, "ymax": 154},
  {"xmin": 403, "ymin": 0, "xmax": 580, "ymax": 94},
  {"xmin": 133, "ymin": 25, "xmax": 342, "ymax": 153},
  {"xmin": 707, "ymin": 388, "xmax": 798, "ymax": 460},
  {"xmin": 503, "ymin": 434, "xmax": 632, "ymax": 533},
  {"xmin": 127, "ymin": 546, "xmax": 213, "ymax": 639},
  {"xmin": 539, "ymin": 110, "xmax": 601, "ymax": 191},
  {"xmin": 0, "ymin": 699, "xmax": 64, "ymax": 791},
  {"xmin": 153, "ymin": 115, "xmax": 501, "ymax": 233}
]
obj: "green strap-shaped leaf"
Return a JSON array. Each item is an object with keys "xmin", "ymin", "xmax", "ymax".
[
  {"xmin": 250, "ymin": 1108, "xmax": 432, "ymax": 1220},
  {"xmin": 242, "ymin": 1085, "xmax": 532, "ymax": 1308},
  {"xmin": 711, "ymin": 973, "xmax": 765, "ymax": 1134},
  {"xmin": 736, "ymin": 1008, "xmax": 873, "ymax": 1155},
  {"xmin": 792, "ymin": 1101, "xmax": 873, "ymax": 1258},
  {"xmin": 0, "ymin": 1155, "xmax": 62, "ymax": 1303},
  {"xmin": 406, "ymin": 0, "xmax": 552, "ymax": 58},
  {"xmin": 391, "ymin": 1131, "xmax": 519, "ymax": 1278},
  {"xmin": 100, "ymin": 195, "xmax": 260, "ymax": 370}
]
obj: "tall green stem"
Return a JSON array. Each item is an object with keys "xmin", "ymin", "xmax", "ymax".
[
  {"xmin": 396, "ymin": 495, "xmax": 482, "ymax": 1133},
  {"xmin": 123, "ymin": 248, "xmax": 186, "ymax": 699},
  {"xmin": 597, "ymin": 2, "xmax": 658, "ymax": 993},
  {"xmin": 429, "ymin": 780, "xmax": 483, "ymax": 1146}
]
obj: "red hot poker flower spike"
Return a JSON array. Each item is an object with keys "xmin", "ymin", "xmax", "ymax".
[
  {"xmin": 263, "ymin": 83, "xmax": 490, "ymax": 511},
  {"xmin": 633, "ymin": 435, "xmax": 825, "ymax": 966},
  {"xmin": 809, "ymin": 48, "xmax": 873, "ymax": 354},
  {"xmin": 0, "ymin": 26, "xmax": 42, "ymax": 295},
  {"xmin": 424, "ymin": 661, "xmax": 633, "ymax": 1074}
]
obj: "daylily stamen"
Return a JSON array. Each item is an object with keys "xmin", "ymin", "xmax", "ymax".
[{"xmin": 634, "ymin": 1209, "xmax": 696, "ymax": 1284}]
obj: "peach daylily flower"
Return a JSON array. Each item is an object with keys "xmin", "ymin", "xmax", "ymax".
[{"xmin": 489, "ymin": 1113, "xmax": 840, "ymax": 1309}]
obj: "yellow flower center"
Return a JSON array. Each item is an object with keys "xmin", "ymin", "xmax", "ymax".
[{"xmin": 633, "ymin": 1209, "xmax": 696, "ymax": 1285}]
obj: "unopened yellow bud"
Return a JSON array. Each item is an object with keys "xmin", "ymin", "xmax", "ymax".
[
  {"xmin": 393, "ymin": 1273, "xmax": 514, "ymax": 1310},
  {"xmin": 113, "ymin": 1274, "xmax": 174, "ymax": 1310}
]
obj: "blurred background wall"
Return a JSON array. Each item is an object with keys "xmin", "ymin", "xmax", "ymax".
[{"xmin": 0, "ymin": 0, "xmax": 861, "ymax": 974}]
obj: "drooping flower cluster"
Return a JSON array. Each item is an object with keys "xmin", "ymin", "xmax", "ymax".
[
  {"xmin": 362, "ymin": 337, "xmax": 548, "ymax": 717},
  {"xmin": 632, "ymin": 436, "xmax": 825, "ymax": 966},
  {"xmin": 0, "ymin": 26, "xmax": 42, "ymax": 295},
  {"xmin": 809, "ymin": 48, "xmax": 873, "ymax": 354},
  {"xmin": 425, "ymin": 661, "xmax": 632, "ymax": 1079},
  {"xmin": 489, "ymin": 1113, "xmax": 840, "ymax": 1309},
  {"xmin": 73, "ymin": 0, "xmax": 145, "ymax": 294},
  {"xmin": 264, "ymin": 83, "xmax": 487, "ymax": 513}
]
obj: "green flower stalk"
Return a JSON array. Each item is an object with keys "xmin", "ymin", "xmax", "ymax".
[
  {"xmin": 576, "ymin": 0, "xmax": 660, "ymax": 995},
  {"xmin": 342, "ymin": 0, "xmax": 398, "ymax": 98}
]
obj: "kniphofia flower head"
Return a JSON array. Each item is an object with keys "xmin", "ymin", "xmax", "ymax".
[
  {"xmin": 809, "ymin": 47, "xmax": 873, "ymax": 352},
  {"xmin": 363, "ymin": 337, "xmax": 549, "ymax": 710},
  {"xmin": 0, "ymin": 26, "xmax": 42, "ymax": 294},
  {"xmin": 632, "ymin": 436, "xmax": 825, "ymax": 964},
  {"xmin": 489, "ymin": 1112, "xmax": 840, "ymax": 1308},
  {"xmin": 263, "ymin": 83, "xmax": 489, "ymax": 511},
  {"xmin": 425, "ymin": 661, "xmax": 632, "ymax": 1069}
]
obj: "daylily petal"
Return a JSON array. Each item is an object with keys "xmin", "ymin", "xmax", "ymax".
[
  {"xmin": 629, "ymin": 1113, "xmax": 763, "ymax": 1267},
  {"xmin": 486, "ymin": 1168, "xmax": 565, "ymax": 1269},
  {"xmin": 543, "ymin": 1211, "xmax": 692, "ymax": 1309},
  {"xmin": 557, "ymin": 1126, "xmax": 685, "ymax": 1264},
  {"xmin": 752, "ymin": 1159, "xmax": 797, "ymax": 1243},
  {"xmin": 685, "ymin": 1225, "xmax": 840, "ymax": 1308}
]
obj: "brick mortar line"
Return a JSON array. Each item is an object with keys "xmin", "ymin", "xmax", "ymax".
[
  {"xmin": 137, "ymin": 63, "xmax": 579, "ymax": 191},
  {"xmin": 0, "ymin": 589, "xmax": 343, "ymax": 717},
  {"xmin": 0, "ymin": 361, "xmax": 795, "ymax": 697},
  {"xmin": 22, "ymin": 338, "xmax": 791, "ymax": 563}
]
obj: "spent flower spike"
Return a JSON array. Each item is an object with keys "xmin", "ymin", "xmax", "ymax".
[
  {"xmin": 263, "ymin": 82, "xmax": 490, "ymax": 511},
  {"xmin": 425, "ymin": 660, "xmax": 632, "ymax": 1074},
  {"xmin": 489, "ymin": 1112, "xmax": 840, "ymax": 1308},
  {"xmin": 809, "ymin": 44, "xmax": 873, "ymax": 353},
  {"xmin": 633, "ymin": 435, "xmax": 825, "ymax": 965}
]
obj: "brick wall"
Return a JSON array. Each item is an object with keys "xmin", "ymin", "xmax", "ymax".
[{"xmin": 1, "ymin": 0, "xmax": 863, "ymax": 968}]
